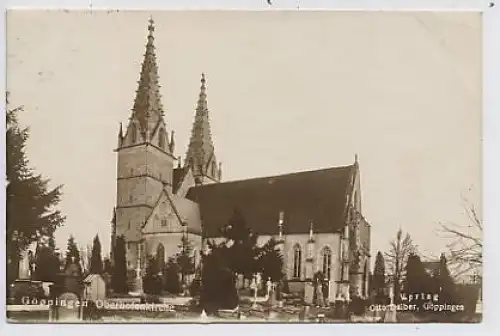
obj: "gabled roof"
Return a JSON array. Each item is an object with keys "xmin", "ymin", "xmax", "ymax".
[
  {"xmin": 83, "ymin": 273, "xmax": 104, "ymax": 283},
  {"xmin": 422, "ymin": 261, "xmax": 441, "ymax": 274},
  {"xmin": 186, "ymin": 165, "xmax": 355, "ymax": 237},
  {"xmin": 173, "ymin": 166, "xmax": 189, "ymax": 194}
]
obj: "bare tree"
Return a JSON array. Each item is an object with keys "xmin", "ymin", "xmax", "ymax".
[
  {"xmin": 385, "ymin": 229, "xmax": 415, "ymax": 302},
  {"xmin": 439, "ymin": 196, "xmax": 482, "ymax": 275}
]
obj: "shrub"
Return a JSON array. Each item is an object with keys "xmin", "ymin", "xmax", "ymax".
[
  {"xmin": 189, "ymin": 278, "xmax": 202, "ymax": 297},
  {"xmin": 349, "ymin": 296, "xmax": 368, "ymax": 315},
  {"xmin": 143, "ymin": 274, "xmax": 162, "ymax": 295}
]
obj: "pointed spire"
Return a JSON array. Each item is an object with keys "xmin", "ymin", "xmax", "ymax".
[
  {"xmin": 309, "ymin": 220, "xmax": 314, "ymax": 240},
  {"xmin": 197, "ymin": 73, "xmax": 208, "ymax": 111},
  {"xmin": 129, "ymin": 17, "xmax": 165, "ymax": 142},
  {"xmin": 354, "ymin": 153, "xmax": 359, "ymax": 165},
  {"xmin": 185, "ymin": 73, "xmax": 219, "ymax": 183}
]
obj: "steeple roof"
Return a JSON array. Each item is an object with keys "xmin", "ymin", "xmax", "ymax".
[
  {"xmin": 131, "ymin": 17, "xmax": 165, "ymax": 140},
  {"xmin": 185, "ymin": 73, "xmax": 219, "ymax": 181}
]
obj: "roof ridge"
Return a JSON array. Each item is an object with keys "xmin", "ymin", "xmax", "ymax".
[{"xmin": 194, "ymin": 164, "xmax": 355, "ymax": 188}]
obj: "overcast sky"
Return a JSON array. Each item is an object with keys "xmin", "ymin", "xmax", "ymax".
[{"xmin": 6, "ymin": 10, "xmax": 481, "ymax": 261}]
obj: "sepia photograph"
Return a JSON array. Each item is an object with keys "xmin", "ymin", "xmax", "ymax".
[{"xmin": 5, "ymin": 9, "xmax": 482, "ymax": 323}]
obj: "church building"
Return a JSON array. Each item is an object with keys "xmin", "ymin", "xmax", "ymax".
[{"xmin": 111, "ymin": 19, "xmax": 371, "ymax": 301}]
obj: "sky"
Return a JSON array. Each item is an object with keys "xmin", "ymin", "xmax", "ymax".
[{"xmin": 6, "ymin": 10, "xmax": 482, "ymax": 261}]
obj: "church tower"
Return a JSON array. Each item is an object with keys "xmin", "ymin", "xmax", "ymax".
[
  {"xmin": 185, "ymin": 73, "xmax": 221, "ymax": 185},
  {"xmin": 114, "ymin": 18, "xmax": 176, "ymax": 270}
]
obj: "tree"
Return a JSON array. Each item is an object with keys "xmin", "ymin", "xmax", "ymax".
[
  {"xmin": 404, "ymin": 253, "xmax": 430, "ymax": 295},
  {"xmin": 6, "ymin": 98, "xmax": 65, "ymax": 284},
  {"xmin": 176, "ymin": 234, "xmax": 195, "ymax": 284},
  {"xmin": 384, "ymin": 229, "xmax": 415, "ymax": 303},
  {"xmin": 434, "ymin": 253, "xmax": 456, "ymax": 304},
  {"xmin": 65, "ymin": 236, "xmax": 82, "ymax": 275},
  {"xmin": 255, "ymin": 238, "xmax": 284, "ymax": 282},
  {"xmin": 219, "ymin": 207, "xmax": 259, "ymax": 278},
  {"xmin": 33, "ymin": 238, "xmax": 61, "ymax": 282},
  {"xmin": 90, "ymin": 235, "xmax": 103, "ymax": 274},
  {"xmin": 164, "ymin": 257, "xmax": 182, "ymax": 294},
  {"xmin": 112, "ymin": 235, "xmax": 128, "ymax": 294},
  {"xmin": 143, "ymin": 255, "xmax": 162, "ymax": 295},
  {"xmin": 103, "ymin": 257, "xmax": 113, "ymax": 274},
  {"xmin": 200, "ymin": 241, "xmax": 238, "ymax": 312},
  {"xmin": 439, "ymin": 197, "xmax": 482, "ymax": 273},
  {"xmin": 372, "ymin": 251, "xmax": 386, "ymax": 300}
]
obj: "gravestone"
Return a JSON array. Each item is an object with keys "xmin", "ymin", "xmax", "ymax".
[
  {"xmin": 237, "ymin": 274, "xmax": 244, "ymax": 289},
  {"xmin": 268, "ymin": 287, "xmax": 277, "ymax": 307},
  {"xmin": 256, "ymin": 273, "xmax": 262, "ymax": 291},
  {"xmin": 18, "ymin": 250, "xmax": 30, "ymax": 279},
  {"xmin": 304, "ymin": 282, "xmax": 314, "ymax": 305},
  {"xmin": 56, "ymin": 292, "xmax": 82, "ymax": 322}
]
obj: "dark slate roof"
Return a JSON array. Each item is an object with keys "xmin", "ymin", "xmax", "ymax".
[
  {"xmin": 186, "ymin": 165, "xmax": 355, "ymax": 237},
  {"xmin": 422, "ymin": 261, "xmax": 441, "ymax": 274},
  {"xmin": 173, "ymin": 167, "xmax": 189, "ymax": 193}
]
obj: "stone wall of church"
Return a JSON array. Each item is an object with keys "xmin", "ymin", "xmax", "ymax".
[
  {"xmin": 144, "ymin": 232, "xmax": 203, "ymax": 271},
  {"xmin": 115, "ymin": 206, "xmax": 151, "ymax": 246},
  {"xmin": 145, "ymin": 145, "xmax": 174, "ymax": 186},
  {"xmin": 116, "ymin": 177, "xmax": 164, "ymax": 207},
  {"xmin": 209, "ymin": 232, "xmax": 342, "ymax": 301},
  {"xmin": 257, "ymin": 233, "xmax": 341, "ymax": 301},
  {"xmin": 117, "ymin": 145, "xmax": 174, "ymax": 187}
]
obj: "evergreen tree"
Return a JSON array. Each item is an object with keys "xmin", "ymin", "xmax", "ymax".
[
  {"xmin": 90, "ymin": 235, "xmax": 103, "ymax": 274},
  {"xmin": 256, "ymin": 238, "xmax": 284, "ymax": 282},
  {"xmin": 112, "ymin": 235, "xmax": 128, "ymax": 294},
  {"xmin": 404, "ymin": 252, "xmax": 432, "ymax": 305},
  {"xmin": 200, "ymin": 241, "xmax": 238, "ymax": 312},
  {"xmin": 6, "ymin": 98, "xmax": 65, "ymax": 284},
  {"xmin": 176, "ymin": 235, "xmax": 195, "ymax": 283},
  {"xmin": 164, "ymin": 257, "xmax": 182, "ymax": 294},
  {"xmin": 33, "ymin": 238, "xmax": 61, "ymax": 282},
  {"xmin": 373, "ymin": 251, "xmax": 386, "ymax": 299},
  {"xmin": 220, "ymin": 207, "xmax": 258, "ymax": 278},
  {"xmin": 103, "ymin": 257, "xmax": 113, "ymax": 274},
  {"xmin": 65, "ymin": 236, "xmax": 82, "ymax": 275},
  {"xmin": 143, "ymin": 255, "xmax": 162, "ymax": 295}
]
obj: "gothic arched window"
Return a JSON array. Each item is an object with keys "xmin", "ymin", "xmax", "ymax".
[
  {"xmin": 211, "ymin": 161, "xmax": 217, "ymax": 177},
  {"xmin": 158, "ymin": 128, "xmax": 166, "ymax": 149},
  {"xmin": 321, "ymin": 246, "xmax": 332, "ymax": 280},
  {"xmin": 156, "ymin": 243, "xmax": 165, "ymax": 271},
  {"xmin": 293, "ymin": 244, "xmax": 302, "ymax": 279}
]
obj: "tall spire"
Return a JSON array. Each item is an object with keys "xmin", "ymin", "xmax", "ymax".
[
  {"xmin": 130, "ymin": 17, "xmax": 165, "ymax": 141},
  {"xmin": 185, "ymin": 73, "xmax": 219, "ymax": 184},
  {"xmin": 197, "ymin": 73, "xmax": 208, "ymax": 111}
]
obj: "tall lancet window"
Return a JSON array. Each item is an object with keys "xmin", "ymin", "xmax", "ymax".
[
  {"xmin": 211, "ymin": 161, "xmax": 217, "ymax": 177},
  {"xmin": 293, "ymin": 244, "xmax": 302, "ymax": 279},
  {"xmin": 321, "ymin": 246, "xmax": 332, "ymax": 279},
  {"xmin": 130, "ymin": 123, "xmax": 137, "ymax": 144},
  {"xmin": 158, "ymin": 128, "xmax": 166, "ymax": 149}
]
